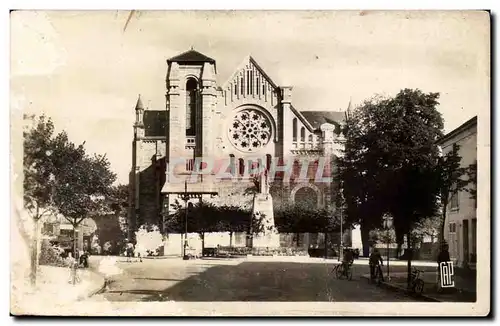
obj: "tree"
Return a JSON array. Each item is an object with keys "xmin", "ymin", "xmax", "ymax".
[
  {"xmin": 412, "ymin": 215, "xmax": 440, "ymax": 244},
  {"xmin": 435, "ymin": 144, "xmax": 469, "ymax": 245},
  {"xmin": 338, "ymin": 99, "xmax": 390, "ymax": 256},
  {"xmin": 50, "ymin": 131, "xmax": 116, "ymax": 256},
  {"xmin": 466, "ymin": 160, "xmax": 477, "ymax": 204},
  {"xmin": 339, "ymin": 89, "xmax": 445, "ymax": 287},
  {"xmin": 168, "ymin": 199, "xmax": 252, "ymax": 250},
  {"xmin": 23, "ymin": 114, "xmax": 58, "ymax": 286}
]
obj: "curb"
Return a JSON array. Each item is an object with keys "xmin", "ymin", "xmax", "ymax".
[
  {"xmin": 76, "ymin": 270, "xmax": 107, "ymax": 301},
  {"xmin": 142, "ymin": 255, "xmax": 180, "ymax": 260},
  {"xmin": 361, "ymin": 275, "xmax": 441, "ymax": 302}
]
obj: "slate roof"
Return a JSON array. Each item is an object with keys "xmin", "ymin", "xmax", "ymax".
[
  {"xmin": 300, "ymin": 111, "xmax": 346, "ymax": 129},
  {"xmin": 167, "ymin": 49, "xmax": 216, "ymax": 64},
  {"xmin": 143, "ymin": 110, "xmax": 167, "ymax": 137}
]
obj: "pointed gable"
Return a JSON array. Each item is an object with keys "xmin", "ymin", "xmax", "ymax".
[{"xmin": 221, "ymin": 55, "xmax": 281, "ymax": 107}]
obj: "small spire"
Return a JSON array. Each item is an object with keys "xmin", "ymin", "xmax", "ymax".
[
  {"xmin": 344, "ymin": 96, "xmax": 353, "ymax": 123},
  {"xmin": 190, "ymin": 45, "xmax": 194, "ymax": 50},
  {"xmin": 135, "ymin": 94, "xmax": 144, "ymax": 111}
]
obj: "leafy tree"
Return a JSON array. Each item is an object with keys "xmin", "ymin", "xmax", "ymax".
[
  {"xmin": 412, "ymin": 215, "xmax": 441, "ymax": 244},
  {"xmin": 369, "ymin": 228, "xmax": 396, "ymax": 246},
  {"xmin": 466, "ymin": 160, "xmax": 477, "ymax": 203},
  {"xmin": 339, "ymin": 89, "xmax": 445, "ymax": 286},
  {"xmin": 50, "ymin": 131, "xmax": 116, "ymax": 256},
  {"xmin": 23, "ymin": 115, "xmax": 58, "ymax": 222},
  {"xmin": 338, "ymin": 99, "xmax": 392, "ymax": 256},
  {"xmin": 23, "ymin": 114, "xmax": 58, "ymax": 285},
  {"xmin": 168, "ymin": 199, "xmax": 253, "ymax": 250},
  {"xmin": 24, "ymin": 114, "xmax": 116, "ymax": 286}
]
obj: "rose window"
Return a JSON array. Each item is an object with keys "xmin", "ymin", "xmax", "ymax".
[{"xmin": 228, "ymin": 109, "xmax": 272, "ymax": 152}]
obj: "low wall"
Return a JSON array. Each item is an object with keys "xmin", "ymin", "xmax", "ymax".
[{"xmin": 162, "ymin": 232, "xmax": 346, "ymax": 256}]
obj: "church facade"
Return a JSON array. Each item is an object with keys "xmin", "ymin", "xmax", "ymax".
[{"xmin": 128, "ymin": 49, "xmax": 351, "ymax": 249}]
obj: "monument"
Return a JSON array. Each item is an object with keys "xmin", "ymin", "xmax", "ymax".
[{"xmin": 251, "ymin": 170, "xmax": 280, "ymax": 248}]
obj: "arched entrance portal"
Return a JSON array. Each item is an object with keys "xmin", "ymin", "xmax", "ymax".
[{"xmin": 294, "ymin": 186, "xmax": 319, "ymax": 209}]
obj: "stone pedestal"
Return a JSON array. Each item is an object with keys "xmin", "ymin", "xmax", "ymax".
[{"xmin": 251, "ymin": 193, "xmax": 280, "ymax": 248}]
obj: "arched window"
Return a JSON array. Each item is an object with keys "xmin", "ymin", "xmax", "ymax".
[
  {"xmin": 292, "ymin": 118, "xmax": 297, "ymax": 141},
  {"xmin": 300, "ymin": 127, "xmax": 305, "ymax": 142},
  {"xmin": 308, "ymin": 134, "xmax": 313, "ymax": 142},
  {"xmin": 238, "ymin": 158, "xmax": 245, "ymax": 175},
  {"xmin": 186, "ymin": 78, "xmax": 198, "ymax": 136}
]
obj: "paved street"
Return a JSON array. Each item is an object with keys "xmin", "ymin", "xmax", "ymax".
[{"xmin": 89, "ymin": 257, "xmax": 421, "ymax": 302}]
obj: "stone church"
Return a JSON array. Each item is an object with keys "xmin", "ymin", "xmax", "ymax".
[{"xmin": 128, "ymin": 49, "xmax": 355, "ymax": 250}]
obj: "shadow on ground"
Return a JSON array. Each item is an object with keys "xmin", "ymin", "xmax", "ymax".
[
  {"xmin": 93, "ymin": 258, "xmax": 475, "ymax": 302},
  {"xmin": 137, "ymin": 262, "xmax": 335, "ymax": 301}
]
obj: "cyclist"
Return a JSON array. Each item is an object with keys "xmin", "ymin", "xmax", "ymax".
[
  {"xmin": 341, "ymin": 249, "xmax": 354, "ymax": 274},
  {"xmin": 369, "ymin": 248, "xmax": 384, "ymax": 282}
]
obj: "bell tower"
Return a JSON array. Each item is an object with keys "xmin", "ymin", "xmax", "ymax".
[{"xmin": 165, "ymin": 49, "xmax": 217, "ymax": 173}]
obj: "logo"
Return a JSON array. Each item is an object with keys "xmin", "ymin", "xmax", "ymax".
[
  {"xmin": 166, "ymin": 156, "xmax": 334, "ymax": 184},
  {"xmin": 439, "ymin": 261, "xmax": 455, "ymax": 288}
]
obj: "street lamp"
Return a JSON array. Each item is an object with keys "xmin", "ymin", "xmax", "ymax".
[
  {"xmin": 182, "ymin": 179, "xmax": 189, "ymax": 260},
  {"xmin": 339, "ymin": 190, "xmax": 345, "ymax": 262},
  {"xmin": 382, "ymin": 214, "xmax": 394, "ymax": 280}
]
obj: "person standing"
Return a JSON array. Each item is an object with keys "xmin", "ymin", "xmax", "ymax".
[
  {"xmin": 126, "ymin": 240, "xmax": 135, "ymax": 262},
  {"xmin": 369, "ymin": 248, "xmax": 384, "ymax": 281}
]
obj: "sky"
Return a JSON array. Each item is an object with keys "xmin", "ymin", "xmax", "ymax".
[{"xmin": 11, "ymin": 10, "xmax": 490, "ymax": 185}]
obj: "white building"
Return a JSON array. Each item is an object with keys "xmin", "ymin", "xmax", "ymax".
[{"xmin": 438, "ymin": 116, "xmax": 477, "ymax": 268}]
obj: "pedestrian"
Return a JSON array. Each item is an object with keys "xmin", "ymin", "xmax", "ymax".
[{"xmin": 126, "ymin": 240, "xmax": 135, "ymax": 262}]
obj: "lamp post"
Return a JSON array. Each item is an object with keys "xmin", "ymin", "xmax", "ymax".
[
  {"xmin": 383, "ymin": 214, "xmax": 394, "ymax": 280},
  {"xmin": 182, "ymin": 179, "xmax": 189, "ymax": 260},
  {"xmin": 339, "ymin": 191, "xmax": 345, "ymax": 262}
]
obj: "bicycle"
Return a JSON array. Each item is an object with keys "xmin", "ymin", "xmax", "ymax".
[
  {"xmin": 410, "ymin": 268, "xmax": 425, "ymax": 294},
  {"xmin": 371, "ymin": 263, "xmax": 385, "ymax": 285},
  {"xmin": 332, "ymin": 262, "xmax": 353, "ymax": 280}
]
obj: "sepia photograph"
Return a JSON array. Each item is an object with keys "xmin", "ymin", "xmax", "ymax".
[{"xmin": 9, "ymin": 9, "xmax": 490, "ymax": 316}]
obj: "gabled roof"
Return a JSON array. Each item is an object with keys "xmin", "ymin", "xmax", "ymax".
[
  {"xmin": 221, "ymin": 55, "xmax": 278, "ymax": 90},
  {"xmin": 167, "ymin": 49, "xmax": 215, "ymax": 64},
  {"xmin": 437, "ymin": 116, "xmax": 477, "ymax": 145}
]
